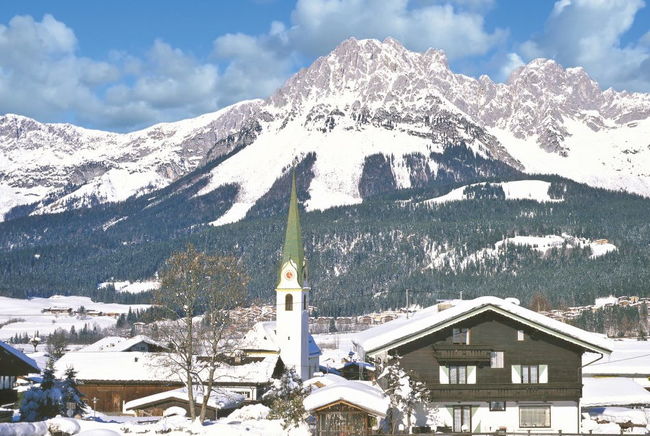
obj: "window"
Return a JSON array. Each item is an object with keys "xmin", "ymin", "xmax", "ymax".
[
  {"xmin": 489, "ymin": 401, "xmax": 506, "ymax": 411},
  {"xmin": 517, "ymin": 330, "xmax": 525, "ymax": 341},
  {"xmin": 453, "ymin": 406, "xmax": 472, "ymax": 432},
  {"xmin": 449, "ymin": 365, "xmax": 467, "ymax": 384},
  {"xmin": 522, "ymin": 365, "xmax": 538, "ymax": 383},
  {"xmin": 519, "ymin": 406, "xmax": 551, "ymax": 428},
  {"xmin": 0, "ymin": 376, "xmax": 15, "ymax": 390},
  {"xmin": 452, "ymin": 328, "xmax": 469, "ymax": 344},
  {"xmin": 490, "ymin": 351, "xmax": 504, "ymax": 368},
  {"xmin": 285, "ymin": 294, "xmax": 293, "ymax": 311},
  {"xmin": 303, "ymin": 294, "xmax": 307, "ymax": 311}
]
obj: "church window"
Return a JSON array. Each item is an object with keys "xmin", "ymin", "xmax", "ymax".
[{"xmin": 285, "ymin": 294, "xmax": 293, "ymax": 311}]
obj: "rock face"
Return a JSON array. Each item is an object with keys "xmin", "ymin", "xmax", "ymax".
[{"xmin": 1, "ymin": 37, "xmax": 650, "ymax": 223}]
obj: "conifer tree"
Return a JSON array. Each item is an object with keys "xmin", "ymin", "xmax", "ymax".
[
  {"xmin": 61, "ymin": 366, "xmax": 86, "ymax": 417},
  {"xmin": 264, "ymin": 368, "xmax": 307, "ymax": 429}
]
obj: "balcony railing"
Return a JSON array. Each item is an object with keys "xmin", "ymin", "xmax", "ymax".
[
  {"xmin": 430, "ymin": 383, "xmax": 582, "ymax": 402},
  {"xmin": 432, "ymin": 344, "xmax": 493, "ymax": 363}
]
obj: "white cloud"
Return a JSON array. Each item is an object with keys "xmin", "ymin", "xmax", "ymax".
[
  {"xmin": 517, "ymin": 0, "xmax": 650, "ymax": 92},
  {"xmin": 0, "ymin": 3, "xmax": 508, "ymax": 131},
  {"xmin": 287, "ymin": 0, "xmax": 505, "ymax": 59},
  {"xmin": 497, "ymin": 52, "xmax": 525, "ymax": 82}
]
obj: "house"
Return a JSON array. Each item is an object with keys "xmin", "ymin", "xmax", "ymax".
[
  {"xmin": 77, "ymin": 335, "xmax": 168, "ymax": 353},
  {"xmin": 54, "ymin": 351, "xmax": 282, "ymax": 412},
  {"xmin": 353, "ymin": 296, "xmax": 612, "ymax": 433},
  {"xmin": 583, "ymin": 339, "xmax": 650, "ymax": 389},
  {"xmin": 0, "ymin": 341, "xmax": 40, "ymax": 406},
  {"xmin": 54, "ymin": 351, "xmax": 182, "ymax": 412},
  {"xmin": 240, "ymin": 173, "xmax": 321, "ymax": 379},
  {"xmin": 124, "ymin": 386, "xmax": 245, "ymax": 419},
  {"xmin": 303, "ymin": 373, "xmax": 388, "ymax": 436}
]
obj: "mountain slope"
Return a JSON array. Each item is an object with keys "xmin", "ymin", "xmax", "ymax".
[{"xmin": 1, "ymin": 37, "xmax": 649, "ymax": 224}]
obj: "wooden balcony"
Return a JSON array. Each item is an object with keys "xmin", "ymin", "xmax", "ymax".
[
  {"xmin": 430, "ymin": 382, "xmax": 582, "ymax": 402},
  {"xmin": 432, "ymin": 345, "xmax": 493, "ymax": 363}
]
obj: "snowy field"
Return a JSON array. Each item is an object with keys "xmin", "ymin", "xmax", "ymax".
[
  {"xmin": 97, "ymin": 280, "xmax": 160, "ymax": 294},
  {"xmin": 420, "ymin": 180, "xmax": 564, "ymax": 204},
  {"xmin": 0, "ymin": 295, "xmax": 150, "ymax": 340},
  {"xmin": 425, "ymin": 233, "xmax": 617, "ymax": 271}
]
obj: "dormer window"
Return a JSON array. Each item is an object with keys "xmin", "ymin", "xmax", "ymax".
[{"xmin": 285, "ymin": 294, "xmax": 293, "ymax": 311}]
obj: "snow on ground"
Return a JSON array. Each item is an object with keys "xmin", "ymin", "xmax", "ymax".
[
  {"xmin": 72, "ymin": 415, "xmax": 310, "ymax": 435},
  {"xmin": 98, "ymin": 280, "xmax": 160, "ymax": 294},
  {"xmin": 421, "ymin": 180, "xmax": 562, "ymax": 205},
  {"xmin": 0, "ymin": 296, "xmax": 150, "ymax": 340},
  {"xmin": 425, "ymin": 233, "xmax": 617, "ymax": 271},
  {"xmin": 202, "ymin": 114, "xmax": 440, "ymax": 226},
  {"xmin": 0, "ymin": 182, "xmax": 49, "ymax": 223},
  {"xmin": 490, "ymin": 117, "xmax": 650, "ymax": 198}
]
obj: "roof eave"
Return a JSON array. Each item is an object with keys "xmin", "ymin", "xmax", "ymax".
[{"xmin": 362, "ymin": 303, "xmax": 612, "ymax": 357}]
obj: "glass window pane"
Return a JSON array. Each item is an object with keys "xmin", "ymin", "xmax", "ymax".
[
  {"xmin": 459, "ymin": 366, "xmax": 466, "ymax": 384},
  {"xmin": 522, "ymin": 366, "xmax": 529, "ymax": 383},
  {"xmin": 531, "ymin": 365, "xmax": 538, "ymax": 383},
  {"xmin": 454, "ymin": 408, "xmax": 462, "ymax": 432},
  {"xmin": 450, "ymin": 366, "xmax": 457, "ymax": 384}
]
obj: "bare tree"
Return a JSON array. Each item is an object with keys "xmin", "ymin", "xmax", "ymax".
[{"xmin": 153, "ymin": 244, "xmax": 248, "ymax": 422}]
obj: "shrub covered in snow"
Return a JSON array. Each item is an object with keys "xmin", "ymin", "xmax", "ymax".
[
  {"xmin": 226, "ymin": 404, "xmax": 270, "ymax": 421},
  {"xmin": 19, "ymin": 362, "xmax": 86, "ymax": 421},
  {"xmin": 264, "ymin": 369, "xmax": 307, "ymax": 429}
]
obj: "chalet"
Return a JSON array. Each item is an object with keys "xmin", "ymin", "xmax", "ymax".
[
  {"xmin": 583, "ymin": 339, "xmax": 650, "ymax": 389},
  {"xmin": 125, "ymin": 386, "xmax": 245, "ymax": 419},
  {"xmin": 353, "ymin": 296, "xmax": 613, "ymax": 433},
  {"xmin": 54, "ymin": 351, "xmax": 281, "ymax": 412},
  {"xmin": 77, "ymin": 335, "xmax": 168, "ymax": 353},
  {"xmin": 0, "ymin": 341, "xmax": 40, "ymax": 406},
  {"xmin": 304, "ymin": 373, "xmax": 388, "ymax": 436}
]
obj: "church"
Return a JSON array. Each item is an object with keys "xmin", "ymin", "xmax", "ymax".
[{"xmin": 240, "ymin": 172, "xmax": 321, "ymax": 379}]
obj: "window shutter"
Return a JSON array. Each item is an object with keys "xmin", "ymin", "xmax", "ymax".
[
  {"xmin": 511, "ymin": 365, "xmax": 521, "ymax": 383},
  {"xmin": 539, "ymin": 365, "xmax": 548, "ymax": 383},
  {"xmin": 440, "ymin": 365, "xmax": 449, "ymax": 384},
  {"xmin": 467, "ymin": 366, "xmax": 477, "ymax": 384}
]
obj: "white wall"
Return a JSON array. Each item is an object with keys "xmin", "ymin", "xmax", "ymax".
[{"xmin": 432, "ymin": 401, "xmax": 579, "ymax": 433}]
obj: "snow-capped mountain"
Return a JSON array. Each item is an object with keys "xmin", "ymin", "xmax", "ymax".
[{"xmin": 2, "ymin": 37, "xmax": 649, "ymax": 223}]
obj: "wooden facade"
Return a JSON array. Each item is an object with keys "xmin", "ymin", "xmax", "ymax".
[
  {"xmin": 78, "ymin": 381, "xmax": 182, "ymax": 413},
  {"xmin": 314, "ymin": 401, "xmax": 373, "ymax": 436},
  {"xmin": 394, "ymin": 311, "xmax": 584, "ymax": 402},
  {"xmin": 130, "ymin": 398, "xmax": 235, "ymax": 420},
  {"xmin": 0, "ymin": 342, "xmax": 40, "ymax": 405}
]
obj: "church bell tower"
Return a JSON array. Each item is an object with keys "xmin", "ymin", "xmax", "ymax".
[{"xmin": 275, "ymin": 171, "xmax": 311, "ymax": 379}]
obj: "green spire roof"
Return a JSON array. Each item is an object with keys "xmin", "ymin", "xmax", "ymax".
[{"xmin": 280, "ymin": 171, "xmax": 305, "ymax": 284}]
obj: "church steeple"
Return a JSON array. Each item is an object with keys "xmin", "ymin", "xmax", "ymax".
[
  {"xmin": 279, "ymin": 171, "xmax": 306, "ymax": 286},
  {"xmin": 275, "ymin": 169, "xmax": 318, "ymax": 380}
]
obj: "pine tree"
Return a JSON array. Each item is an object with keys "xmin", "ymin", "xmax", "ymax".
[
  {"xmin": 60, "ymin": 366, "xmax": 86, "ymax": 417},
  {"xmin": 19, "ymin": 358, "xmax": 62, "ymax": 421}
]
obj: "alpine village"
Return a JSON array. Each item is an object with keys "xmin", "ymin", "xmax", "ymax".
[{"xmin": 2, "ymin": 3, "xmax": 650, "ymax": 436}]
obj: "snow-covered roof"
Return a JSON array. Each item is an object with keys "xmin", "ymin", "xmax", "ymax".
[
  {"xmin": 303, "ymin": 375, "xmax": 388, "ymax": 417},
  {"xmin": 54, "ymin": 352, "xmax": 174, "ymax": 382},
  {"xmin": 0, "ymin": 340, "xmax": 40, "ymax": 373},
  {"xmin": 76, "ymin": 336, "xmax": 126, "ymax": 352},
  {"xmin": 583, "ymin": 340, "xmax": 650, "ymax": 379},
  {"xmin": 54, "ymin": 352, "xmax": 280, "ymax": 384},
  {"xmin": 582, "ymin": 378, "xmax": 650, "ymax": 407},
  {"xmin": 77, "ymin": 335, "xmax": 166, "ymax": 352},
  {"xmin": 354, "ymin": 296, "xmax": 612, "ymax": 356},
  {"xmin": 125, "ymin": 386, "xmax": 245, "ymax": 411},
  {"xmin": 240, "ymin": 321, "xmax": 321, "ymax": 356}
]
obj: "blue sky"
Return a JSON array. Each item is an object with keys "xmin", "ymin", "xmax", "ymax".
[{"xmin": 1, "ymin": 0, "xmax": 649, "ymax": 131}]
